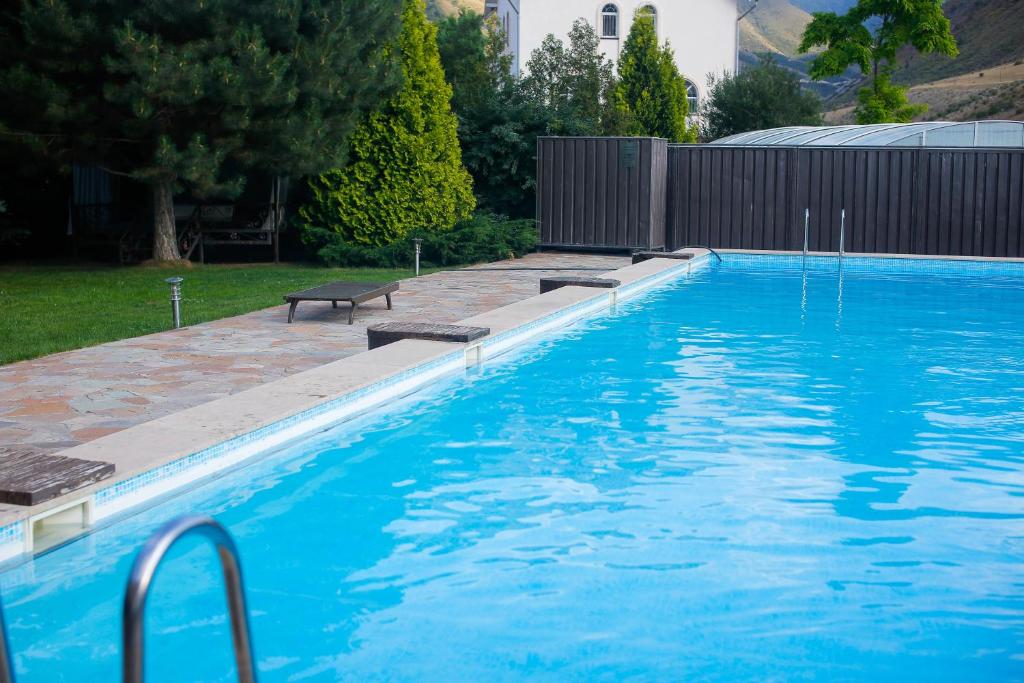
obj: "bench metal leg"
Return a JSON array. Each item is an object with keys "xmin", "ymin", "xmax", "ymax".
[
  {"xmin": 287, "ymin": 300, "xmax": 298, "ymax": 323},
  {"xmin": 385, "ymin": 293, "xmax": 392, "ymax": 310},
  {"xmin": 348, "ymin": 302, "xmax": 358, "ymax": 325}
]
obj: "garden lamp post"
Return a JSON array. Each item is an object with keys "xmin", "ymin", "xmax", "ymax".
[
  {"xmin": 413, "ymin": 238, "xmax": 423, "ymax": 277},
  {"xmin": 165, "ymin": 277, "xmax": 184, "ymax": 329}
]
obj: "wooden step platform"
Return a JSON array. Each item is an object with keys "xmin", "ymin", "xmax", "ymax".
[
  {"xmin": 539, "ymin": 276, "xmax": 621, "ymax": 294},
  {"xmin": 367, "ymin": 323, "xmax": 491, "ymax": 350},
  {"xmin": 0, "ymin": 447, "xmax": 114, "ymax": 506},
  {"xmin": 631, "ymin": 251, "xmax": 694, "ymax": 264}
]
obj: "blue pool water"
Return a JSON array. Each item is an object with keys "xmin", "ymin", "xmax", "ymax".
[{"xmin": 3, "ymin": 256, "xmax": 1023, "ymax": 681}]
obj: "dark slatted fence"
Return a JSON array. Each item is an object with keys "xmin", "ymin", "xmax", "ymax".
[
  {"xmin": 666, "ymin": 145, "xmax": 1024, "ymax": 257},
  {"xmin": 537, "ymin": 137, "xmax": 667, "ymax": 250}
]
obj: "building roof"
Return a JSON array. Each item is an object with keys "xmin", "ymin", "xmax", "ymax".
[{"xmin": 709, "ymin": 121, "xmax": 1024, "ymax": 148}]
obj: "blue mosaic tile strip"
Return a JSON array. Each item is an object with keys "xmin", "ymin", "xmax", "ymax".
[
  {"xmin": 719, "ymin": 253, "xmax": 1024, "ymax": 276},
  {"xmin": 481, "ymin": 256, "xmax": 703, "ymax": 351},
  {"xmin": 95, "ymin": 349, "xmax": 465, "ymax": 506},
  {"xmin": 0, "ymin": 523, "xmax": 23, "ymax": 545},
  {"xmin": 481, "ymin": 297, "xmax": 607, "ymax": 350}
]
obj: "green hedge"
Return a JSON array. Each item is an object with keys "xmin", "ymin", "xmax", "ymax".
[{"xmin": 301, "ymin": 212, "xmax": 538, "ymax": 268}]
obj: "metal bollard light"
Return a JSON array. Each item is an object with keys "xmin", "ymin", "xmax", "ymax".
[
  {"xmin": 164, "ymin": 277, "xmax": 184, "ymax": 329},
  {"xmin": 413, "ymin": 238, "xmax": 423, "ymax": 277}
]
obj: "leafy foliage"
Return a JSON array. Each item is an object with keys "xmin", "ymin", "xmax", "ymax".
[
  {"xmin": 436, "ymin": 15, "xmax": 624, "ymax": 219},
  {"xmin": 701, "ymin": 55, "xmax": 824, "ymax": 141},
  {"xmin": 436, "ymin": 11, "xmax": 547, "ymax": 217},
  {"xmin": 521, "ymin": 21, "xmax": 622, "ymax": 136},
  {"xmin": 798, "ymin": 0, "xmax": 958, "ymax": 123},
  {"xmin": 855, "ymin": 70, "xmax": 927, "ymax": 123},
  {"xmin": 300, "ymin": 0, "xmax": 475, "ymax": 247},
  {"xmin": 0, "ymin": 0, "xmax": 404, "ymax": 259},
  {"xmin": 616, "ymin": 13, "xmax": 696, "ymax": 142},
  {"xmin": 301, "ymin": 212, "xmax": 537, "ymax": 268}
]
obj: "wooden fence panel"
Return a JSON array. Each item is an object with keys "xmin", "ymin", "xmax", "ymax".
[{"xmin": 664, "ymin": 145, "xmax": 1024, "ymax": 257}]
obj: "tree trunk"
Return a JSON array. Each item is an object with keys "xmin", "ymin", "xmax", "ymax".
[{"xmin": 151, "ymin": 179, "xmax": 180, "ymax": 261}]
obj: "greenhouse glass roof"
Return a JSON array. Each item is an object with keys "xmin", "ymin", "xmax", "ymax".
[{"xmin": 710, "ymin": 121, "xmax": 1024, "ymax": 148}]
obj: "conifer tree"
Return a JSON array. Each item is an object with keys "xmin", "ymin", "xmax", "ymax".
[
  {"xmin": 616, "ymin": 12, "xmax": 696, "ymax": 142},
  {"xmin": 0, "ymin": 0, "xmax": 403, "ymax": 261},
  {"xmin": 301, "ymin": 0, "xmax": 475, "ymax": 246}
]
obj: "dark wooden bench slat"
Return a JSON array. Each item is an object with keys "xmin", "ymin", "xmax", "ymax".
[
  {"xmin": 0, "ymin": 447, "xmax": 114, "ymax": 506},
  {"xmin": 539, "ymin": 276, "xmax": 621, "ymax": 294},
  {"xmin": 631, "ymin": 251, "xmax": 694, "ymax": 265},
  {"xmin": 367, "ymin": 323, "xmax": 490, "ymax": 350}
]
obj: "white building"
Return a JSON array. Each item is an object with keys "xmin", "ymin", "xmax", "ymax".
[{"xmin": 484, "ymin": 0, "xmax": 739, "ymax": 111}]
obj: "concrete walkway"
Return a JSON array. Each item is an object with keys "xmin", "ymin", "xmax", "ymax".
[{"xmin": 0, "ymin": 253, "xmax": 627, "ymax": 454}]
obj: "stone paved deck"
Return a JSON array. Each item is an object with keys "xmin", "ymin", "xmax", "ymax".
[{"xmin": 0, "ymin": 253, "xmax": 627, "ymax": 455}]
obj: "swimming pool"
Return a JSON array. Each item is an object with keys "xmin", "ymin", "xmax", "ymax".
[{"xmin": 3, "ymin": 255, "xmax": 1022, "ymax": 681}]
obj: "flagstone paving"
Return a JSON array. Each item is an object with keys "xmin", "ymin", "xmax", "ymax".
[{"xmin": 0, "ymin": 253, "xmax": 627, "ymax": 454}]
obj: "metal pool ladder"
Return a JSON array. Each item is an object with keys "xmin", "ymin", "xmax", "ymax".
[{"xmin": 122, "ymin": 515, "xmax": 258, "ymax": 683}]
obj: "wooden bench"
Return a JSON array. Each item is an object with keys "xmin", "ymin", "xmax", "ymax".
[
  {"xmin": 0, "ymin": 447, "xmax": 114, "ymax": 506},
  {"xmin": 284, "ymin": 282, "xmax": 398, "ymax": 324},
  {"xmin": 631, "ymin": 251, "xmax": 694, "ymax": 265},
  {"xmin": 539, "ymin": 276, "xmax": 620, "ymax": 294},
  {"xmin": 367, "ymin": 323, "xmax": 490, "ymax": 350}
]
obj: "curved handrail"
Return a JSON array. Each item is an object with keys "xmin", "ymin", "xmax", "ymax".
[
  {"xmin": 122, "ymin": 516, "xmax": 257, "ymax": 683},
  {"xmin": 682, "ymin": 245, "xmax": 723, "ymax": 262}
]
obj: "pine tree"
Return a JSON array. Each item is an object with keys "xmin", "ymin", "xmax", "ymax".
[
  {"xmin": 0, "ymin": 0, "xmax": 403, "ymax": 261},
  {"xmin": 301, "ymin": 0, "xmax": 475, "ymax": 246},
  {"xmin": 616, "ymin": 12, "xmax": 696, "ymax": 142}
]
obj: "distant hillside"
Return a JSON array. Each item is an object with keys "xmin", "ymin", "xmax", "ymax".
[
  {"xmin": 739, "ymin": 0, "xmax": 859, "ymax": 98},
  {"xmin": 740, "ymin": 0, "xmax": 811, "ymax": 56},
  {"xmin": 822, "ymin": 0, "xmax": 1024, "ymax": 122},
  {"xmin": 426, "ymin": 0, "xmax": 483, "ymax": 20},
  {"xmin": 895, "ymin": 0, "xmax": 1024, "ymax": 86},
  {"xmin": 826, "ymin": 60, "xmax": 1024, "ymax": 123},
  {"xmin": 788, "ymin": 0, "xmax": 856, "ymax": 12}
]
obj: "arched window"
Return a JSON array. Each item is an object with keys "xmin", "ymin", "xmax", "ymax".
[
  {"xmin": 685, "ymin": 79, "xmax": 699, "ymax": 113},
  {"xmin": 638, "ymin": 4, "xmax": 657, "ymax": 31},
  {"xmin": 600, "ymin": 4, "xmax": 619, "ymax": 38}
]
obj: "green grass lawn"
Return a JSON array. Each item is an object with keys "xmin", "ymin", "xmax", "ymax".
[{"xmin": 0, "ymin": 262, "xmax": 432, "ymax": 365}]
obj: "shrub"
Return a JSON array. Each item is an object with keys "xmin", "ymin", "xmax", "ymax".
[
  {"xmin": 301, "ymin": 212, "xmax": 537, "ymax": 268},
  {"xmin": 616, "ymin": 12, "xmax": 696, "ymax": 142},
  {"xmin": 299, "ymin": 0, "xmax": 475, "ymax": 247}
]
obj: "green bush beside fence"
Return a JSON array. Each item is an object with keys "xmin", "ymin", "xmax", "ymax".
[{"xmin": 301, "ymin": 213, "xmax": 537, "ymax": 268}]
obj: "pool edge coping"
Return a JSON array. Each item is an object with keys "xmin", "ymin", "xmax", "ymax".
[{"xmin": 0, "ymin": 250, "xmax": 708, "ymax": 563}]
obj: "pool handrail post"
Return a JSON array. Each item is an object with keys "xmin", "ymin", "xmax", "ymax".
[
  {"xmin": 122, "ymin": 515, "xmax": 257, "ymax": 683},
  {"xmin": 803, "ymin": 208, "xmax": 809, "ymax": 257},
  {"xmin": 839, "ymin": 209, "xmax": 846, "ymax": 259}
]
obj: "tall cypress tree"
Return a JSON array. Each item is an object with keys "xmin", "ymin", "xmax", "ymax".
[
  {"xmin": 616, "ymin": 13, "xmax": 696, "ymax": 143},
  {"xmin": 0, "ymin": 0, "xmax": 402, "ymax": 261},
  {"xmin": 301, "ymin": 0, "xmax": 475, "ymax": 247}
]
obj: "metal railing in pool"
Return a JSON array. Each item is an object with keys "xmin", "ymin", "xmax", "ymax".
[{"xmin": 122, "ymin": 515, "xmax": 258, "ymax": 683}]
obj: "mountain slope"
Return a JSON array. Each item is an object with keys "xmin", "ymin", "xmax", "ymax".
[
  {"xmin": 896, "ymin": 0, "xmax": 1024, "ymax": 86},
  {"xmin": 426, "ymin": 0, "xmax": 483, "ymax": 20},
  {"xmin": 788, "ymin": 0, "xmax": 857, "ymax": 12},
  {"xmin": 740, "ymin": 0, "xmax": 812, "ymax": 56}
]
